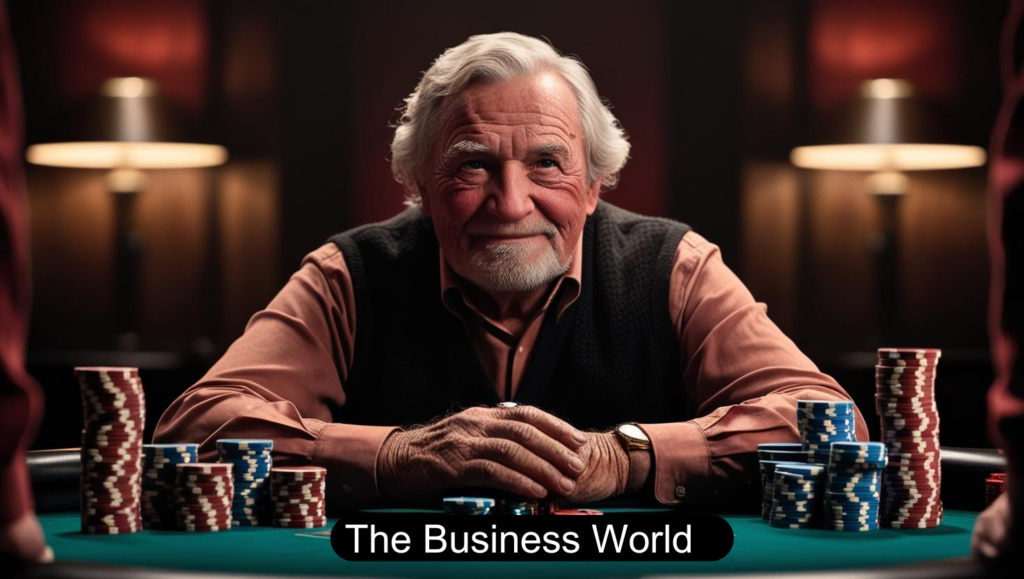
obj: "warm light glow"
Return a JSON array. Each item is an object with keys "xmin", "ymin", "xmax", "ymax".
[
  {"xmin": 790, "ymin": 144, "xmax": 986, "ymax": 171},
  {"xmin": 865, "ymin": 170, "xmax": 909, "ymax": 195},
  {"xmin": 26, "ymin": 142, "xmax": 228, "ymax": 169},
  {"xmin": 860, "ymin": 78, "xmax": 913, "ymax": 100},
  {"xmin": 106, "ymin": 168, "xmax": 147, "ymax": 192},
  {"xmin": 101, "ymin": 77, "xmax": 158, "ymax": 98}
]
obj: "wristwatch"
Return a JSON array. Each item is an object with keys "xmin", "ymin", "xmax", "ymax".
[{"xmin": 615, "ymin": 422, "xmax": 651, "ymax": 451}]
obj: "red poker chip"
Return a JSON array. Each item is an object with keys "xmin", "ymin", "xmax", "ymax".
[
  {"xmin": 273, "ymin": 518, "xmax": 328, "ymax": 525},
  {"xmin": 272, "ymin": 484, "xmax": 325, "ymax": 492},
  {"xmin": 177, "ymin": 463, "xmax": 232, "ymax": 472},
  {"xmin": 884, "ymin": 468, "xmax": 941, "ymax": 477},
  {"xmin": 875, "ymin": 387, "xmax": 935, "ymax": 395},
  {"xmin": 274, "ymin": 505, "xmax": 325, "ymax": 513},
  {"xmin": 874, "ymin": 373, "xmax": 938, "ymax": 382},
  {"xmin": 880, "ymin": 422, "xmax": 940, "ymax": 430},
  {"xmin": 177, "ymin": 499, "xmax": 231, "ymax": 507},
  {"xmin": 882, "ymin": 509, "xmax": 944, "ymax": 519},
  {"xmin": 81, "ymin": 525, "xmax": 140, "ymax": 535},
  {"xmin": 82, "ymin": 487, "xmax": 140, "ymax": 496},
  {"xmin": 552, "ymin": 509, "xmax": 604, "ymax": 515},
  {"xmin": 877, "ymin": 347, "xmax": 941, "ymax": 357},
  {"xmin": 272, "ymin": 491, "xmax": 325, "ymax": 499},
  {"xmin": 883, "ymin": 503, "xmax": 943, "ymax": 513},
  {"xmin": 179, "ymin": 480, "xmax": 234, "ymax": 488},
  {"xmin": 83, "ymin": 430, "xmax": 143, "ymax": 438},
  {"xmin": 178, "ymin": 513, "xmax": 232, "ymax": 522},
  {"xmin": 876, "ymin": 358, "xmax": 941, "ymax": 367},
  {"xmin": 877, "ymin": 405, "xmax": 939, "ymax": 414}
]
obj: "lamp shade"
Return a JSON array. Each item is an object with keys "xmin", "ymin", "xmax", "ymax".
[
  {"xmin": 26, "ymin": 77, "xmax": 227, "ymax": 169},
  {"xmin": 791, "ymin": 79, "xmax": 986, "ymax": 171}
]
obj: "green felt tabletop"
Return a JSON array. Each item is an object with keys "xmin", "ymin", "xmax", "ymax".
[{"xmin": 40, "ymin": 509, "xmax": 978, "ymax": 578}]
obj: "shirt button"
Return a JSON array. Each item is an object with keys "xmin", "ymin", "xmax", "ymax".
[
  {"xmin": 342, "ymin": 484, "xmax": 353, "ymax": 494},
  {"xmin": 675, "ymin": 485, "xmax": 686, "ymax": 498}
]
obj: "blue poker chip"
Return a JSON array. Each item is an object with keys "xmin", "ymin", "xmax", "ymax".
[
  {"xmin": 797, "ymin": 399, "xmax": 854, "ymax": 409},
  {"xmin": 758, "ymin": 443, "xmax": 804, "ymax": 452},
  {"xmin": 216, "ymin": 439, "xmax": 274, "ymax": 450}
]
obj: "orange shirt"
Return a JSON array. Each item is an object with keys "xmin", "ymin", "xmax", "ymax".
[{"xmin": 154, "ymin": 229, "xmax": 868, "ymax": 508}]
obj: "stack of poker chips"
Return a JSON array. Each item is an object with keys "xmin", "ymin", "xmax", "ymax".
[
  {"xmin": 175, "ymin": 463, "xmax": 234, "ymax": 532},
  {"xmin": 768, "ymin": 463, "xmax": 826, "ymax": 529},
  {"xmin": 443, "ymin": 497, "xmax": 496, "ymax": 515},
  {"xmin": 216, "ymin": 439, "xmax": 273, "ymax": 526},
  {"xmin": 986, "ymin": 473, "xmax": 1006, "ymax": 507},
  {"xmin": 798, "ymin": 400, "xmax": 856, "ymax": 464},
  {"xmin": 141, "ymin": 443, "xmax": 198, "ymax": 529},
  {"xmin": 76, "ymin": 366, "xmax": 146, "ymax": 535},
  {"xmin": 823, "ymin": 441, "xmax": 887, "ymax": 532},
  {"xmin": 875, "ymin": 347, "xmax": 943, "ymax": 528},
  {"xmin": 270, "ymin": 466, "xmax": 327, "ymax": 528},
  {"xmin": 757, "ymin": 443, "xmax": 811, "ymax": 521}
]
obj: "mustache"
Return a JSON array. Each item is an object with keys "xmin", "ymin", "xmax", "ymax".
[{"xmin": 466, "ymin": 220, "xmax": 558, "ymax": 239}]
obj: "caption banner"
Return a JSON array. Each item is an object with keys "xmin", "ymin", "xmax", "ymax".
[{"xmin": 331, "ymin": 514, "xmax": 734, "ymax": 561}]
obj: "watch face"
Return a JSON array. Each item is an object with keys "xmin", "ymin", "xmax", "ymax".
[{"xmin": 620, "ymin": 423, "xmax": 647, "ymax": 441}]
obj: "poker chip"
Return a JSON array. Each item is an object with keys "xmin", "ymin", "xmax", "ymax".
[
  {"xmin": 176, "ymin": 463, "xmax": 234, "ymax": 532},
  {"xmin": 141, "ymin": 443, "xmax": 198, "ymax": 529},
  {"xmin": 986, "ymin": 473, "xmax": 1006, "ymax": 507},
  {"xmin": 875, "ymin": 348, "xmax": 943, "ymax": 529},
  {"xmin": 442, "ymin": 497, "xmax": 495, "ymax": 515},
  {"xmin": 217, "ymin": 439, "xmax": 274, "ymax": 526},
  {"xmin": 76, "ymin": 367, "xmax": 146, "ymax": 535},
  {"xmin": 552, "ymin": 509, "xmax": 604, "ymax": 515},
  {"xmin": 271, "ymin": 466, "xmax": 326, "ymax": 528}
]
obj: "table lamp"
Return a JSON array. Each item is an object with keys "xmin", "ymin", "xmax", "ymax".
[
  {"xmin": 26, "ymin": 77, "xmax": 228, "ymax": 349},
  {"xmin": 789, "ymin": 79, "xmax": 986, "ymax": 341}
]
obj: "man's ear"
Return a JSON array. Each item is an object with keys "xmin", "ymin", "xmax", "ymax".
[
  {"xmin": 585, "ymin": 175, "xmax": 604, "ymax": 215},
  {"xmin": 418, "ymin": 183, "xmax": 431, "ymax": 217}
]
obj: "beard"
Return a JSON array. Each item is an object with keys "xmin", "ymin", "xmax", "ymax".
[
  {"xmin": 447, "ymin": 219, "xmax": 571, "ymax": 292},
  {"xmin": 452, "ymin": 241, "xmax": 571, "ymax": 293}
]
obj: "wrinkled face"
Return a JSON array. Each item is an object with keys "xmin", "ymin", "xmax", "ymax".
[{"xmin": 419, "ymin": 71, "xmax": 601, "ymax": 293}]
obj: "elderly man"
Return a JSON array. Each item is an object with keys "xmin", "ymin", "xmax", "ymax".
[{"xmin": 155, "ymin": 32, "xmax": 866, "ymax": 508}]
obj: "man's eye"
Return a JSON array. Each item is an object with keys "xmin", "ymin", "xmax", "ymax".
[
  {"xmin": 463, "ymin": 160, "xmax": 487, "ymax": 170},
  {"xmin": 537, "ymin": 159, "xmax": 559, "ymax": 169}
]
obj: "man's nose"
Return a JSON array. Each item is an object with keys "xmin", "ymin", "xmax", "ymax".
[{"xmin": 486, "ymin": 162, "xmax": 534, "ymax": 221}]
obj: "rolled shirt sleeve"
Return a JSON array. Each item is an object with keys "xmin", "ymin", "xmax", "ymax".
[
  {"xmin": 154, "ymin": 244, "xmax": 397, "ymax": 508},
  {"xmin": 641, "ymin": 232, "xmax": 870, "ymax": 505}
]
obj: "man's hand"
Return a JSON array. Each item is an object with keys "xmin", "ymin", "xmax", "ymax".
[
  {"xmin": 0, "ymin": 512, "xmax": 52, "ymax": 565},
  {"xmin": 377, "ymin": 406, "xmax": 589, "ymax": 502},
  {"xmin": 562, "ymin": 431, "xmax": 652, "ymax": 504},
  {"xmin": 971, "ymin": 493, "xmax": 1017, "ymax": 562}
]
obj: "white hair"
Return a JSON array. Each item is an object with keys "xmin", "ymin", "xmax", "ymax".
[{"xmin": 390, "ymin": 32, "xmax": 631, "ymax": 205}]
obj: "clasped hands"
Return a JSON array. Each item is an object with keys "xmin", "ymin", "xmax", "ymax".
[{"xmin": 377, "ymin": 405, "xmax": 637, "ymax": 503}]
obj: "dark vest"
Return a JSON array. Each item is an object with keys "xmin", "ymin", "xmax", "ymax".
[{"xmin": 329, "ymin": 201, "xmax": 692, "ymax": 431}]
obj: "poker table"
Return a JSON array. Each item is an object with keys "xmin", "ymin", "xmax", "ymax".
[{"xmin": 18, "ymin": 449, "xmax": 1002, "ymax": 579}]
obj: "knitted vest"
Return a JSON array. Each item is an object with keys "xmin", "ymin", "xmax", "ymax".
[{"xmin": 329, "ymin": 201, "xmax": 692, "ymax": 431}]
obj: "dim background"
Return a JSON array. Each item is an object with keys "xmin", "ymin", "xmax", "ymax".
[{"xmin": 8, "ymin": 0, "xmax": 1004, "ymax": 450}]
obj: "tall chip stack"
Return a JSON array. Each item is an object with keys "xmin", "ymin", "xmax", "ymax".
[
  {"xmin": 141, "ymin": 443, "xmax": 198, "ymax": 529},
  {"xmin": 76, "ymin": 367, "xmax": 145, "ymax": 534},
  {"xmin": 270, "ymin": 466, "xmax": 327, "ymax": 528},
  {"xmin": 798, "ymin": 400, "xmax": 856, "ymax": 464},
  {"xmin": 824, "ymin": 441, "xmax": 887, "ymax": 532},
  {"xmin": 175, "ymin": 463, "xmax": 234, "ymax": 532},
  {"xmin": 875, "ymin": 347, "xmax": 943, "ymax": 528},
  {"xmin": 216, "ymin": 439, "xmax": 273, "ymax": 526}
]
